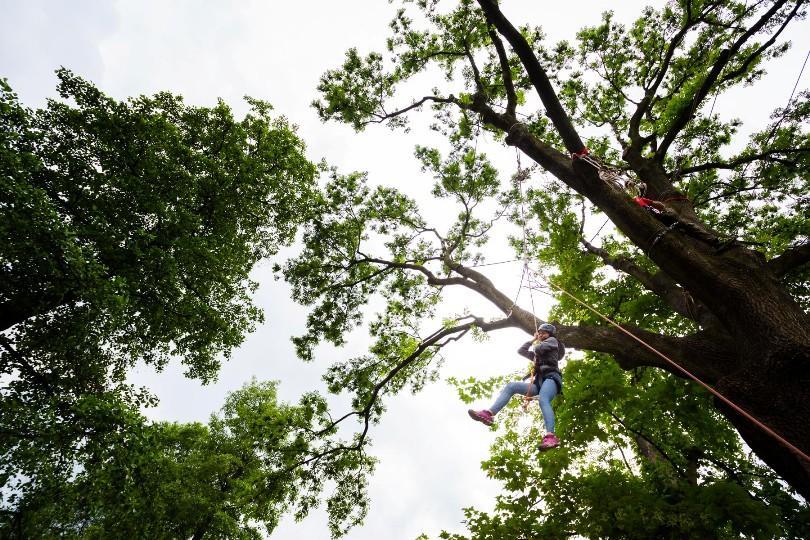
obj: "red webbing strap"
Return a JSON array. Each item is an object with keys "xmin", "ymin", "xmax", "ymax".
[{"xmin": 571, "ymin": 147, "xmax": 590, "ymax": 160}]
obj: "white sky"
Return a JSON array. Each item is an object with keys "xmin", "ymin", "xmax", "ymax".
[{"xmin": 2, "ymin": 1, "xmax": 807, "ymax": 538}]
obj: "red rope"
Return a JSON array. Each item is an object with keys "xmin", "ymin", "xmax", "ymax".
[{"xmin": 534, "ymin": 270, "xmax": 810, "ymax": 464}]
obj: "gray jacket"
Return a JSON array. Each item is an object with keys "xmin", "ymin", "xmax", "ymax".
[{"xmin": 518, "ymin": 337, "xmax": 564, "ymax": 392}]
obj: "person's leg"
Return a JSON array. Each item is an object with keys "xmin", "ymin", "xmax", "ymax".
[
  {"xmin": 537, "ymin": 378, "xmax": 559, "ymax": 433},
  {"xmin": 489, "ymin": 381, "xmax": 538, "ymax": 415}
]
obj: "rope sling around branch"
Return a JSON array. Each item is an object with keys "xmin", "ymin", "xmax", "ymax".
[{"xmin": 525, "ymin": 265, "xmax": 810, "ymax": 464}]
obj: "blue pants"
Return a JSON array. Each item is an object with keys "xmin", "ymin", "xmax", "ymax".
[{"xmin": 489, "ymin": 379, "xmax": 559, "ymax": 433}]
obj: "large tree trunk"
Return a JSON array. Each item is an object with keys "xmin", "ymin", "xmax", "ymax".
[{"xmin": 628, "ymin": 171, "xmax": 810, "ymax": 499}]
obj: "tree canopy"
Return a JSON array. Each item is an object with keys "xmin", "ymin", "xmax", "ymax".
[
  {"xmin": 0, "ymin": 72, "xmax": 372, "ymax": 537},
  {"xmin": 286, "ymin": 0, "xmax": 810, "ymax": 535},
  {"xmin": 3, "ymin": 380, "xmax": 373, "ymax": 539}
]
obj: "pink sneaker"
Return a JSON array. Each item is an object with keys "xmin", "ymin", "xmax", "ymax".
[
  {"xmin": 539, "ymin": 432, "xmax": 560, "ymax": 450},
  {"xmin": 467, "ymin": 409, "xmax": 494, "ymax": 426}
]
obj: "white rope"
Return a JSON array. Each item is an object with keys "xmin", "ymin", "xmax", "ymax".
[
  {"xmin": 514, "ymin": 148, "xmax": 539, "ymax": 332},
  {"xmin": 575, "ymin": 151, "xmax": 647, "ymax": 196},
  {"xmin": 508, "ymin": 263, "xmax": 527, "ymax": 317}
]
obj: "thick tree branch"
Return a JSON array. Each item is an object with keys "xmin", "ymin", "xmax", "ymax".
[
  {"xmin": 357, "ymin": 250, "xmax": 730, "ymax": 382},
  {"xmin": 465, "ymin": 96, "xmax": 581, "ymax": 188},
  {"xmin": 464, "ymin": 101, "xmax": 714, "ymax": 305},
  {"xmin": 359, "ymin": 256, "xmax": 472, "ymax": 288},
  {"xmin": 768, "ymin": 242, "xmax": 810, "ymax": 277},
  {"xmin": 418, "ymin": 115, "xmax": 768, "ymax": 381},
  {"xmin": 444, "ymin": 254, "xmax": 526, "ymax": 315},
  {"xmin": 678, "ymin": 147, "xmax": 809, "ymax": 175},
  {"xmin": 560, "ymin": 324, "xmax": 735, "ymax": 382},
  {"xmin": 439, "ymin": 258, "xmax": 734, "ymax": 382},
  {"xmin": 304, "ymin": 315, "xmax": 734, "ymax": 468},
  {"xmin": 475, "ymin": 0, "xmax": 585, "ymax": 153}
]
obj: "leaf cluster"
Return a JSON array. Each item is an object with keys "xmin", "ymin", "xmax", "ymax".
[{"xmin": 1, "ymin": 381, "xmax": 375, "ymax": 539}]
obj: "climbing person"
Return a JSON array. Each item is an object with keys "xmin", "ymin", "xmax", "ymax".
[{"xmin": 468, "ymin": 323, "xmax": 564, "ymax": 450}]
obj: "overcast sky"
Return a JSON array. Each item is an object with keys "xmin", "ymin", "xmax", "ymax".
[{"xmin": 2, "ymin": 1, "xmax": 807, "ymax": 538}]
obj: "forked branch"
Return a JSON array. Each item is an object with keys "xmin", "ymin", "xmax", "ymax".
[
  {"xmin": 655, "ymin": 0, "xmax": 797, "ymax": 160},
  {"xmin": 475, "ymin": 0, "xmax": 585, "ymax": 153}
]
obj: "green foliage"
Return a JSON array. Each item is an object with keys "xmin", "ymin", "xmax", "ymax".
[
  {"xmin": 314, "ymin": 49, "xmax": 399, "ymax": 131},
  {"xmin": 281, "ymin": 166, "xmax": 462, "ymax": 420},
  {"xmin": 1, "ymin": 381, "xmax": 374, "ymax": 538},
  {"xmin": 0, "ymin": 73, "xmax": 375, "ymax": 536},
  {"xmin": 282, "ymin": 169, "xmax": 427, "ymax": 358},
  {"xmin": 1, "ymin": 70, "xmax": 316, "ymax": 382},
  {"xmin": 449, "ymin": 372, "xmax": 513, "ymax": 406},
  {"xmin": 309, "ymin": 0, "xmax": 810, "ymax": 537}
]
